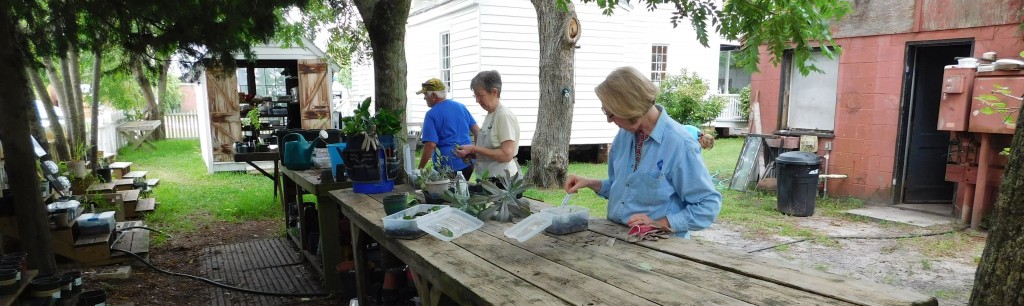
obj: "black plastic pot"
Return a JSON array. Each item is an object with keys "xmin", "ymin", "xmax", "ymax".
[
  {"xmin": 78, "ymin": 289, "xmax": 107, "ymax": 306},
  {"xmin": 59, "ymin": 273, "xmax": 74, "ymax": 297},
  {"xmin": 234, "ymin": 142, "xmax": 253, "ymax": 154},
  {"xmin": 256, "ymin": 143, "xmax": 270, "ymax": 152},
  {"xmin": 0, "ymin": 268, "xmax": 18, "ymax": 295},
  {"xmin": 95, "ymin": 168, "xmax": 113, "ymax": 183},
  {"xmin": 385, "ymin": 158, "xmax": 400, "ymax": 180},
  {"xmin": 29, "ymin": 276, "xmax": 62, "ymax": 300},
  {"xmin": 63, "ymin": 271, "xmax": 82, "ymax": 293}
]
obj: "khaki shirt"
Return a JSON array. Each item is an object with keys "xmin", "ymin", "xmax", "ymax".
[{"xmin": 475, "ymin": 104, "xmax": 520, "ymax": 177}]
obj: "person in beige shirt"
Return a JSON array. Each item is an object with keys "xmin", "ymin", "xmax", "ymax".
[{"xmin": 454, "ymin": 70, "xmax": 520, "ymax": 179}]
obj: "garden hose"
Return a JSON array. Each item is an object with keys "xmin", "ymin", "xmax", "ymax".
[
  {"xmin": 745, "ymin": 225, "xmax": 970, "ymax": 253},
  {"xmin": 110, "ymin": 248, "xmax": 330, "ymax": 298}
]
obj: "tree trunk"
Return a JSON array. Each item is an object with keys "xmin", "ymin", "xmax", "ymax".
[
  {"xmin": 353, "ymin": 0, "xmax": 411, "ymax": 177},
  {"xmin": 528, "ymin": 0, "xmax": 579, "ymax": 188},
  {"xmin": 59, "ymin": 56, "xmax": 84, "ymax": 151},
  {"xmin": 134, "ymin": 58, "xmax": 163, "ymax": 139},
  {"xmin": 89, "ymin": 49, "xmax": 103, "ymax": 170},
  {"xmin": 69, "ymin": 49, "xmax": 87, "ymax": 149},
  {"xmin": 0, "ymin": 11, "xmax": 57, "ymax": 274},
  {"xmin": 969, "ymin": 108, "xmax": 1024, "ymax": 304},
  {"xmin": 28, "ymin": 66, "xmax": 71, "ymax": 161},
  {"xmin": 154, "ymin": 59, "xmax": 171, "ymax": 139}
]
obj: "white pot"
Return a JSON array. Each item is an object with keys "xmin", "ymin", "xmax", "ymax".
[
  {"xmin": 424, "ymin": 179, "xmax": 451, "ymax": 197},
  {"xmin": 67, "ymin": 161, "xmax": 88, "ymax": 179}
]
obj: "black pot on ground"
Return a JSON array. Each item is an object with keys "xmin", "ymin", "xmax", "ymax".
[
  {"xmin": 63, "ymin": 271, "xmax": 82, "ymax": 293},
  {"xmin": 78, "ymin": 289, "xmax": 107, "ymax": 306},
  {"xmin": 95, "ymin": 168, "xmax": 112, "ymax": 183}
]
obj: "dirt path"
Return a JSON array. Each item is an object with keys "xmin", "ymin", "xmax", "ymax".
[{"xmin": 693, "ymin": 218, "xmax": 983, "ymax": 305}]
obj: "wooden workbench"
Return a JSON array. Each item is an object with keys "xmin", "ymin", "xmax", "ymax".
[
  {"xmin": 278, "ymin": 166, "xmax": 351, "ymax": 294},
  {"xmin": 329, "ymin": 187, "xmax": 938, "ymax": 306}
]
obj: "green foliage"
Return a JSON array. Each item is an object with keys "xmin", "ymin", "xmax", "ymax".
[
  {"xmin": 570, "ymin": 0, "xmax": 851, "ymax": 75},
  {"xmin": 245, "ymin": 108, "xmax": 261, "ymax": 130},
  {"xmin": 738, "ymin": 85, "xmax": 751, "ymax": 119},
  {"xmin": 341, "ymin": 97, "xmax": 404, "ymax": 137},
  {"xmin": 657, "ymin": 70, "xmax": 726, "ymax": 126},
  {"xmin": 478, "ymin": 170, "xmax": 534, "ymax": 223},
  {"xmin": 341, "ymin": 98, "xmax": 374, "ymax": 136}
]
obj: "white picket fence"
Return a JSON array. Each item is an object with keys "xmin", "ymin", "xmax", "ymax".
[
  {"xmin": 164, "ymin": 112, "xmax": 200, "ymax": 139},
  {"xmin": 714, "ymin": 94, "xmax": 745, "ymax": 122},
  {"xmin": 96, "ymin": 109, "xmax": 127, "ymax": 155}
]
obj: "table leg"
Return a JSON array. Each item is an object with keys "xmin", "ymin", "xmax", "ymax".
[
  {"xmin": 273, "ymin": 162, "xmax": 279, "ymax": 199},
  {"xmin": 352, "ymin": 226, "xmax": 370, "ymax": 305},
  {"xmin": 317, "ymin": 194, "xmax": 342, "ymax": 294}
]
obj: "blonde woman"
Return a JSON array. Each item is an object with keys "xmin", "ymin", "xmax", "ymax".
[{"xmin": 565, "ymin": 67, "xmax": 721, "ymax": 238}]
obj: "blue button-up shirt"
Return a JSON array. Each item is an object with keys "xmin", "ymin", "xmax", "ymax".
[{"xmin": 598, "ymin": 106, "xmax": 722, "ymax": 238}]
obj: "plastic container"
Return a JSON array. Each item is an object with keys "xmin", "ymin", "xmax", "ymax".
[
  {"xmin": 327, "ymin": 143, "xmax": 348, "ymax": 179},
  {"xmin": 503, "ymin": 213, "xmax": 553, "ymax": 242},
  {"xmin": 775, "ymin": 151, "xmax": 821, "ymax": 217},
  {"xmin": 76, "ymin": 211, "xmax": 116, "ymax": 237},
  {"xmin": 353, "ymin": 180, "xmax": 395, "ymax": 194},
  {"xmin": 383, "ymin": 204, "xmax": 448, "ymax": 239},
  {"xmin": 416, "ymin": 208, "xmax": 484, "ymax": 241},
  {"xmin": 541, "ymin": 205, "xmax": 590, "ymax": 235}
]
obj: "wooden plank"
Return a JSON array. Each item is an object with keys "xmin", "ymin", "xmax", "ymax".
[
  {"xmin": 86, "ymin": 182, "xmax": 115, "ymax": 194},
  {"xmin": 297, "ymin": 59, "xmax": 331, "ymax": 130},
  {"xmin": 586, "ymin": 219, "xmax": 938, "ymax": 306},
  {"xmin": 457, "ymin": 223, "xmax": 713, "ymax": 305},
  {"xmin": 330, "ymin": 189, "xmax": 569, "ymax": 305},
  {"xmin": 123, "ymin": 171, "xmax": 148, "ymax": 179},
  {"xmin": 509, "ymin": 226, "xmax": 855, "ymax": 305},
  {"xmin": 75, "ymin": 233, "xmax": 111, "ymax": 246},
  {"xmin": 135, "ymin": 198, "xmax": 156, "ymax": 212},
  {"xmin": 109, "ymin": 161, "xmax": 132, "ymax": 169},
  {"xmin": 117, "ymin": 189, "xmax": 141, "ymax": 203},
  {"xmin": 146, "ymin": 178, "xmax": 160, "ymax": 187}
]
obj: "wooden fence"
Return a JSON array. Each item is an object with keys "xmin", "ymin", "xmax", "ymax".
[{"xmin": 164, "ymin": 112, "xmax": 200, "ymax": 139}]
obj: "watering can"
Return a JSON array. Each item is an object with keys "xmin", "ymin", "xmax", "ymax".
[{"xmin": 282, "ymin": 133, "xmax": 315, "ymax": 170}]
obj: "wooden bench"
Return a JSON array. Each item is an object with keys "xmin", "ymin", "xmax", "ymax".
[
  {"xmin": 109, "ymin": 162, "xmax": 132, "ymax": 178},
  {"xmin": 330, "ymin": 187, "xmax": 938, "ymax": 306}
]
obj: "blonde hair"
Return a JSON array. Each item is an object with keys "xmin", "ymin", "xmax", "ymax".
[{"xmin": 595, "ymin": 66, "xmax": 658, "ymax": 120}]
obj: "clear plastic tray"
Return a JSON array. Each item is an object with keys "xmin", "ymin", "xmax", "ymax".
[
  {"xmin": 382, "ymin": 204, "xmax": 449, "ymax": 239},
  {"xmin": 416, "ymin": 208, "xmax": 484, "ymax": 241},
  {"xmin": 541, "ymin": 205, "xmax": 590, "ymax": 235},
  {"xmin": 503, "ymin": 213, "xmax": 553, "ymax": 242}
]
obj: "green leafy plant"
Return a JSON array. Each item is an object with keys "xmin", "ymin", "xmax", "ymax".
[
  {"xmin": 245, "ymin": 108, "xmax": 262, "ymax": 131},
  {"xmin": 477, "ymin": 170, "xmax": 534, "ymax": 222},
  {"xmin": 441, "ymin": 190, "xmax": 492, "ymax": 218},
  {"xmin": 738, "ymin": 85, "xmax": 751, "ymax": 119},
  {"xmin": 974, "ymin": 84, "xmax": 1020, "ymax": 128},
  {"xmin": 657, "ymin": 69, "xmax": 727, "ymax": 126}
]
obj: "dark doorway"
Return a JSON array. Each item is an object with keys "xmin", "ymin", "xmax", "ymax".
[{"xmin": 896, "ymin": 42, "xmax": 972, "ymax": 204}]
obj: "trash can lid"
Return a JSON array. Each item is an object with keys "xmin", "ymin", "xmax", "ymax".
[{"xmin": 776, "ymin": 151, "xmax": 821, "ymax": 165}]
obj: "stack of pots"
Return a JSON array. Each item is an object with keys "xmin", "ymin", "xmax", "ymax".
[
  {"xmin": 0, "ymin": 252, "xmax": 24, "ymax": 294},
  {"xmin": 29, "ymin": 275, "xmax": 62, "ymax": 302}
]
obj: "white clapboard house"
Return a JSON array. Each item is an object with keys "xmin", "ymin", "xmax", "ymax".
[{"xmin": 350, "ymin": 0, "xmax": 722, "ymax": 147}]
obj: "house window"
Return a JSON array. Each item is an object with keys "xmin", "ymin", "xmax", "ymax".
[
  {"xmin": 651, "ymin": 45, "xmax": 668, "ymax": 83},
  {"xmin": 780, "ymin": 49, "xmax": 839, "ymax": 132},
  {"xmin": 236, "ymin": 67, "xmax": 287, "ymax": 97},
  {"xmin": 440, "ymin": 32, "xmax": 451, "ymax": 92}
]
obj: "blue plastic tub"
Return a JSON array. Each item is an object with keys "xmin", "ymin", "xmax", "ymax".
[
  {"xmin": 353, "ymin": 180, "xmax": 395, "ymax": 194},
  {"xmin": 327, "ymin": 143, "xmax": 347, "ymax": 178}
]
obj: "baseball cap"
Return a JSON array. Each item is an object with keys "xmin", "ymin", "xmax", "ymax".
[{"xmin": 415, "ymin": 78, "xmax": 446, "ymax": 94}]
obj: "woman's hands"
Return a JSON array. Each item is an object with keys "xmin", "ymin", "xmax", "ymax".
[
  {"xmin": 627, "ymin": 213, "xmax": 670, "ymax": 229},
  {"xmin": 454, "ymin": 144, "xmax": 477, "ymax": 158},
  {"xmin": 565, "ymin": 174, "xmax": 600, "ymax": 194}
]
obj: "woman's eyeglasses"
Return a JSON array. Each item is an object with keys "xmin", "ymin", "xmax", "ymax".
[{"xmin": 601, "ymin": 108, "xmax": 615, "ymax": 120}]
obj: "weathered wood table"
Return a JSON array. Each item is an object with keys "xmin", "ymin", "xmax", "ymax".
[
  {"xmin": 330, "ymin": 187, "xmax": 938, "ymax": 306},
  {"xmin": 279, "ymin": 166, "xmax": 352, "ymax": 294},
  {"xmin": 234, "ymin": 151, "xmax": 280, "ymax": 197},
  {"xmin": 116, "ymin": 120, "xmax": 162, "ymax": 151}
]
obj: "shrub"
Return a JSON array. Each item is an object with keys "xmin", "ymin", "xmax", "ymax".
[
  {"xmin": 739, "ymin": 85, "xmax": 751, "ymax": 119},
  {"xmin": 657, "ymin": 69, "xmax": 726, "ymax": 126}
]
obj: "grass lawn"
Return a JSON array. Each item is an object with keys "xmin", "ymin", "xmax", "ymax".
[{"xmin": 117, "ymin": 140, "xmax": 281, "ymax": 239}]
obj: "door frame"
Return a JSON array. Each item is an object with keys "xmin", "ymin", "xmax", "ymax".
[{"xmin": 892, "ymin": 39, "xmax": 974, "ymax": 205}]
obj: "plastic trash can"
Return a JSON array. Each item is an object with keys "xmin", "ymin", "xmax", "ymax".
[{"xmin": 775, "ymin": 151, "xmax": 821, "ymax": 217}]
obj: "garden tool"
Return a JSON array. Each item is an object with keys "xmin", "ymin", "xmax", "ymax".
[{"xmin": 627, "ymin": 224, "xmax": 671, "ymax": 242}]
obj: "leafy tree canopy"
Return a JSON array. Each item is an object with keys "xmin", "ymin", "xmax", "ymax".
[{"xmin": 568, "ymin": 0, "xmax": 851, "ymax": 75}]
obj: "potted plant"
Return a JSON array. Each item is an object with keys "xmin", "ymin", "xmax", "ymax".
[
  {"xmin": 244, "ymin": 108, "xmax": 261, "ymax": 143},
  {"xmin": 94, "ymin": 160, "xmax": 112, "ymax": 183},
  {"xmin": 341, "ymin": 98, "xmax": 406, "ymax": 183},
  {"xmin": 477, "ymin": 170, "xmax": 534, "ymax": 222},
  {"xmin": 419, "ymin": 151, "xmax": 455, "ymax": 198},
  {"xmin": 67, "ymin": 143, "xmax": 89, "ymax": 179}
]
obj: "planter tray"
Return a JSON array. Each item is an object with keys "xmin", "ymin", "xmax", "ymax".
[
  {"xmin": 86, "ymin": 182, "xmax": 115, "ymax": 194},
  {"xmin": 122, "ymin": 171, "xmax": 147, "ymax": 179},
  {"xmin": 135, "ymin": 198, "xmax": 156, "ymax": 213}
]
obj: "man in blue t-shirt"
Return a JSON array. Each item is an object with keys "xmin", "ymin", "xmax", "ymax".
[{"xmin": 416, "ymin": 78, "xmax": 479, "ymax": 179}]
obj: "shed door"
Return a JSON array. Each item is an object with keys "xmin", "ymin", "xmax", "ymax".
[
  {"xmin": 298, "ymin": 59, "xmax": 331, "ymax": 129},
  {"xmin": 206, "ymin": 67, "xmax": 241, "ymax": 162}
]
